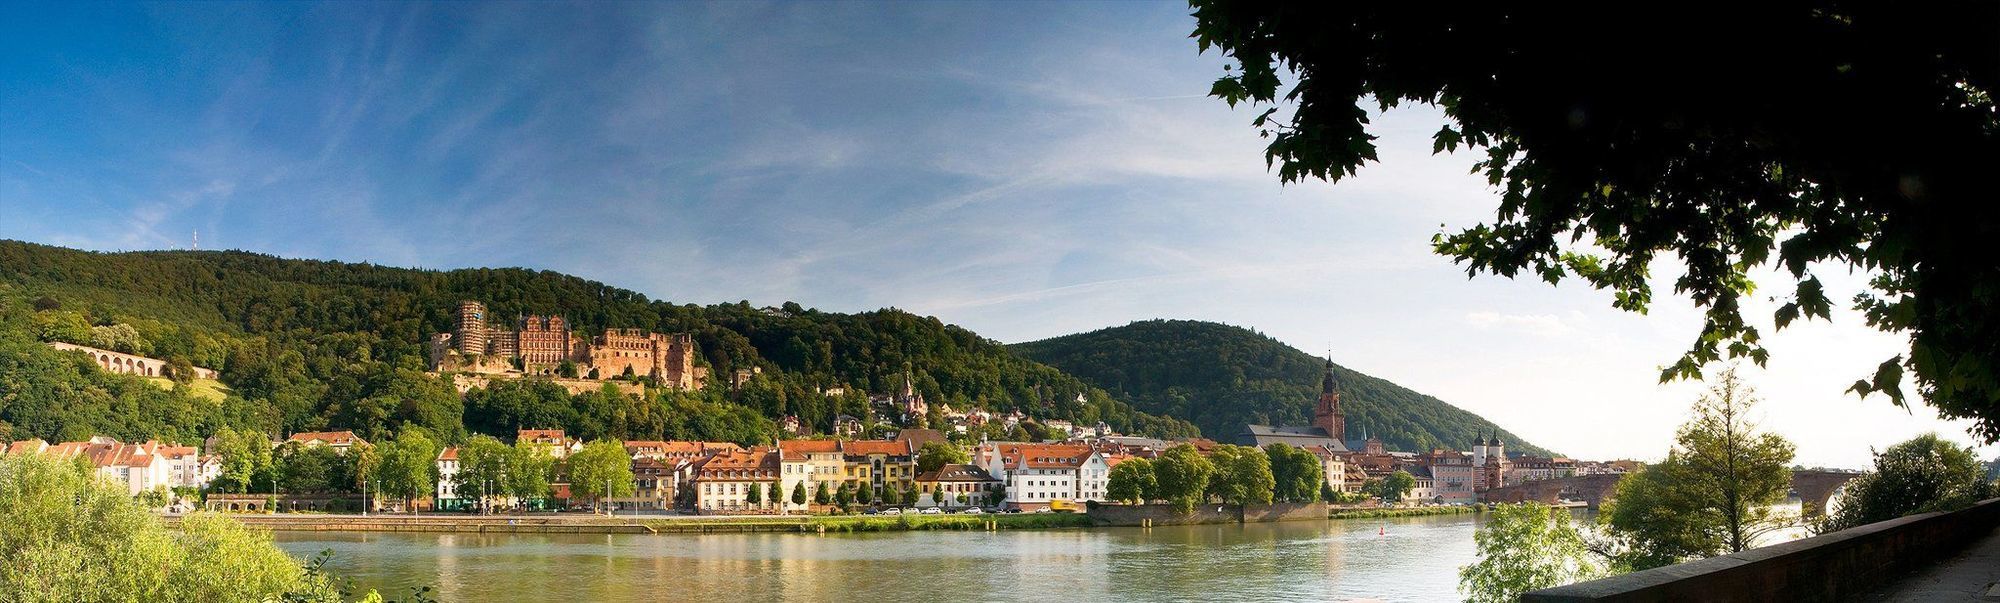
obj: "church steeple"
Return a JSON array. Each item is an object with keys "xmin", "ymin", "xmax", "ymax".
[
  {"xmin": 1321, "ymin": 358, "xmax": 1338, "ymax": 395},
  {"xmin": 1313, "ymin": 357, "xmax": 1345, "ymax": 440}
]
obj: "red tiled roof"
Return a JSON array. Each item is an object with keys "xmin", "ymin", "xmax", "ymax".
[
  {"xmin": 916, "ymin": 463, "xmax": 999, "ymax": 483},
  {"xmin": 518, "ymin": 429, "xmax": 566, "ymax": 441},
  {"xmin": 692, "ymin": 447, "xmax": 779, "ymax": 479},
  {"xmin": 778, "ymin": 439, "xmax": 841, "ymax": 460},
  {"xmin": 982, "ymin": 443, "xmax": 1094, "ymax": 470},
  {"xmin": 893, "ymin": 429, "xmax": 947, "ymax": 448},
  {"xmin": 438, "ymin": 447, "xmax": 459, "ymax": 461},
  {"xmin": 289, "ymin": 431, "xmax": 365, "ymax": 446},
  {"xmin": 841, "ymin": 439, "xmax": 910, "ymax": 457},
  {"xmin": 3, "ymin": 439, "xmax": 48, "ymax": 456}
]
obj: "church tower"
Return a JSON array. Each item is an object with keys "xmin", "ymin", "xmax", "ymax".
[{"xmin": 1312, "ymin": 358, "xmax": 1346, "ymax": 439}]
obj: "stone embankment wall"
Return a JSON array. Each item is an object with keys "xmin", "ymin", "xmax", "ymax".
[
  {"xmin": 183, "ymin": 514, "xmax": 656, "ymax": 535},
  {"xmin": 1522, "ymin": 497, "xmax": 2000, "ymax": 602},
  {"xmin": 1088, "ymin": 502, "xmax": 1329, "ymax": 527}
]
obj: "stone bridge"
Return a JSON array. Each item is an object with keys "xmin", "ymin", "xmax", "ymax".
[
  {"xmin": 1790, "ymin": 469, "xmax": 1863, "ymax": 516},
  {"xmin": 1480, "ymin": 470, "xmax": 1862, "ymax": 515},
  {"xmin": 1480, "ymin": 473, "xmax": 1627, "ymax": 508}
]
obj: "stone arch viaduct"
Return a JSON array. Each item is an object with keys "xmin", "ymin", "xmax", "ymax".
[
  {"xmin": 1480, "ymin": 470, "xmax": 1861, "ymax": 515},
  {"xmin": 48, "ymin": 342, "xmax": 219, "ymax": 380}
]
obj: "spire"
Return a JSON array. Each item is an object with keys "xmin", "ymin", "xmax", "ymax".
[{"xmin": 1320, "ymin": 357, "xmax": 1338, "ymax": 394}]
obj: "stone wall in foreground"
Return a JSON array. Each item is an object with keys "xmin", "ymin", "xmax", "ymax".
[{"xmin": 1522, "ymin": 497, "xmax": 2000, "ymax": 602}]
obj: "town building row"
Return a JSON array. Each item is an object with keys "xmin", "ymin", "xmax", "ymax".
[{"xmin": 1236, "ymin": 359, "xmax": 1633, "ymax": 505}]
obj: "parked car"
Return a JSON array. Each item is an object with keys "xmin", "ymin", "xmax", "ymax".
[
  {"xmin": 959, "ymin": 507, "xmax": 984, "ymax": 514},
  {"xmin": 881, "ymin": 507, "xmax": 902, "ymax": 515},
  {"xmin": 862, "ymin": 508, "xmax": 880, "ymax": 515},
  {"xmin": 919, "ymin": 507, "xmax": 944, "ymax": 515},
  {"xmin": 1033, "ymin": 507, "xmax": 1053, "ymax": 513},
  {"xmin": 1004, "ymin": 508, "xmax": 1024, "ymax": 514}
]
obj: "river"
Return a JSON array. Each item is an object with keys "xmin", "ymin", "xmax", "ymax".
[{"xmin": 274, "ymin": 513, "xmax": 1491, "ymax": 602}]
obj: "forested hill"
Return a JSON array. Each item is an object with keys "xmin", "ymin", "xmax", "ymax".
[
  {"xmin": 1011, "ymin": 319, "xmax": 1555, "ymax": 457},
  {"xmin": 0, "ymin": 240, "xmax": 1196, "ymax": 446}
]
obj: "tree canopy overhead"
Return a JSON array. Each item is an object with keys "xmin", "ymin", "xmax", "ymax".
[{"xmin": 1190, "ymin": 2, "xmax": 2000, "ymax": 439}]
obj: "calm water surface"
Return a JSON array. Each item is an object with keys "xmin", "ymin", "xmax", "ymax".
[{"xmin": 274, "ymin": 513, "xmax": 1493, "ymax": 602}]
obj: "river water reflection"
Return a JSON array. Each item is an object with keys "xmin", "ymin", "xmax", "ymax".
[{"xmin": 274, "ymin": 513, "xmax": 1493, "ymax": 602}]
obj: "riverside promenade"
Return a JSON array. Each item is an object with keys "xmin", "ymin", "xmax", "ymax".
[{"xmin": 1862, "ymin": 523, "xmax": 2000, "ymax": 601}]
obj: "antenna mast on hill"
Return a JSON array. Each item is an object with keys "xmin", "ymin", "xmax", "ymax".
[{"xmin": 192, "ymin": 230, "xmax": 199, "ymax": 251}]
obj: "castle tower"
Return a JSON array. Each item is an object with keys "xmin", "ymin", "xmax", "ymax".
[
  {"xmin": 455, "ymin": 301, "xmax": 488, "ymax": 356},
  {"xmin": 1312, "ymin": 358, "xmax": 1346, "ymax": 439}
]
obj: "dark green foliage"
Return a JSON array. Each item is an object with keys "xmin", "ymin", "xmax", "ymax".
[
  {"xmin": 1265, "ymin": 444, "xmax": 1324, "ymax": 503},
  {"xmin": 1366, "ymin": 470, "xmax": 1416, "ymax": 503},
  {"xmin": 0, "ymin": 241, "xmax": 1192, "ymax": 446},
  {"xmin": 1189, "ymin": 2, "xmax": 2000, "ymax": 439},
  {"xmin": 1817, "ymin": 433, "xmax": 1994, "ymax": 533},
  {"xmin": 1152, "ymin": 444, "xmax": 1215, "ymax": 513},
  {"xmin": 0, "ymin": 303, "xmax": 267, "ymax": 445},
  {"xmin": 915, "ymin": 441, "xmax": 967, "ymax": 473},
  {"xmin": 1105, "ymin": 457, "xmax": 1155, "ymax": 504},
  {"xmin": 1013, "ymin": 319, "xmax": 1553, "ymax": 456}
]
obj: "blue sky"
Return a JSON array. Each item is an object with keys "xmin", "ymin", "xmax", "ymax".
[{"xmin": 2, "ymin": 1, "xmax": 1989, "ymax": 467}]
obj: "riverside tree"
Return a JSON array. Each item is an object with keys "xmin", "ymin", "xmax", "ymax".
[
  {"xmin": 375, "ymin": 429, "xmax": 440, "ymax": 513},
  {"xmin": 1604, "ymin": 368, "xmax": 1796, "ymax": 569},
  {"xmin": 1458, "ymin": 503, "xmax": 1606, "ymax": 603},
  {"xmin": 211, "ymin": 426, "xmax": 274, "ymax": 494},
  {"xmin": 457, "ymin": 435, "xmax": 511, "ymax": 512},
  {"xmin": 0, "ymin": 453, "xmax": 343, "ymax": 602},
  {"xmin": 504, "ymin": 441, "xmax": 555, "ymax": 506},
  {"xmin": 1264, "ymin": 444, "xmax": 1324, "ymax": 503},
  {"xmin": 1209, "ymin": 444, "xmax": 1276, "ymax": 506},
  {"xmin": 1105, "ymin": 457, "xmax": 1156, "ymax": 504},
  {"xmin": 1817, "ymin": 433, "xmax": 1996, "ymax": 533},
  {"xmin": 1367, "ymin": 470, "xmax": 1416, "ymax": 504},
  {"xmin": 791, "ymin": 481, "xmax": 807, "ymax": 506},
  {"xmin": 276, "ymin": 442, "xmax": 342, "ymax": 495},
  {"xmin": 1189, "ymin": 2, "xmax": 2000, "ymax": 441},
  {"xmin": 567, "ymin": 440, "xmax": 636, "ymax": 509},
  {"xmin": 1153, "ymin": 444, "xmax": 1216, "ymax": 513}
]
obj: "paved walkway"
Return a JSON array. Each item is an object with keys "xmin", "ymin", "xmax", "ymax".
[{"xmin": 1866, "ymin": 523, "xmax": 2000, "ymax": 601}]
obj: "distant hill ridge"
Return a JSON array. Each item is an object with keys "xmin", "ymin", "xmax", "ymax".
[
  {"xmin": 0, "ymin": 240, "xmax": 1195, "ymax": 445},
  {"xmin": 1011, "ymin": 319, "xmax": 1555, "ymax": 457}
]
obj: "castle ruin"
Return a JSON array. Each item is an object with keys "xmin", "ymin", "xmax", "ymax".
[{"xmin": 428, "ymin": 300, "xmax": 708, "ymax": 390}]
